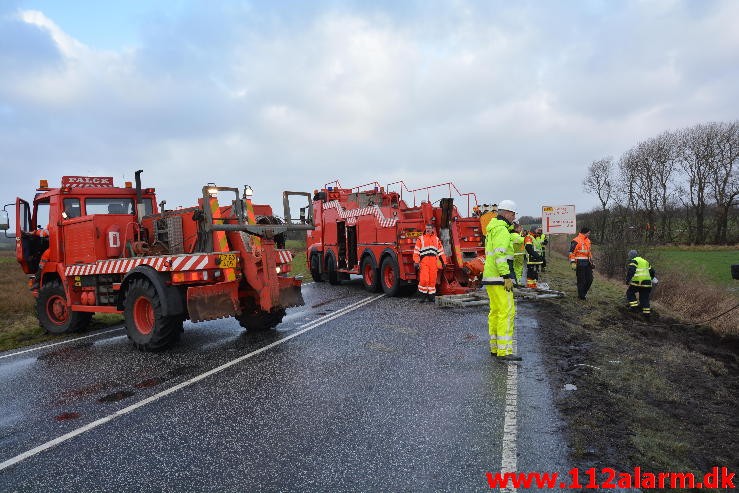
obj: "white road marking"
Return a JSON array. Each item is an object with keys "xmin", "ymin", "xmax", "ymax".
[
  {"xmin": 500, "ymin": 340, "xmax": 519, "ymax": 493},
  {"xmin": 0, "ymin": 294, "xmax": 384, "ymax": 471},
  {"xmin": 0, "ymin": 328, "xmax": 126, "ymax": 361}
]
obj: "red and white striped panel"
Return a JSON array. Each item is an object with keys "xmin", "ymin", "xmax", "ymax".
[
  {"xmin": 64, "ymin": 253, "xmax": 219, "ymax": 277},
  {"xmin": 321, "ymin": 200, "xmax": 397, "ymax": 228},
  {"xmin": 276, "ymin": 249, "xmax": 294, "ymax": 264}
]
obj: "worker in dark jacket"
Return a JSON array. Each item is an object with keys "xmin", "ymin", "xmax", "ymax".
[
  {"xmin": 535, "ymin": 228, "xmax": 548, "ymax": 272},
  {"xmin": 625, "ymin": 249, "xmax": 656, "ymax": 319}
]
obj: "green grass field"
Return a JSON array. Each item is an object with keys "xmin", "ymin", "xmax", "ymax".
[
  {"xmin": 285, "ymin": 239, "xmax": 309, "ymax": 279},
  {"xmin": 653, "ymin": 246, "xmax": 738, "ymax": 288}
]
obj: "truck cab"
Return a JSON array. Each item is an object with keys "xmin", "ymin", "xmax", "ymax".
[{"xmin": 13, "ymin": 177, "xmax": 157, "ymax": 289}]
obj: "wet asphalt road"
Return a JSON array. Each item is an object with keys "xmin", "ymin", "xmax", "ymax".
[{"xmin": 0, "ymin": 280, "xmax": 568, "ymax": 492}]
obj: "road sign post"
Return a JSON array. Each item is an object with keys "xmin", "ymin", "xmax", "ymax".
[{"xmin": 542, "ymin": 205, "xmax": 576, "ymax": 235}]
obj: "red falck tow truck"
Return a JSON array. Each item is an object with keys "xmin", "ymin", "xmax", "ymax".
[
  {"xmin": 305, "ymin": 180, "xmax": 486, "ymax": 296},
  {"xmin": 2, "ymin": 173, "xmax": 312, "ymax": 350}
]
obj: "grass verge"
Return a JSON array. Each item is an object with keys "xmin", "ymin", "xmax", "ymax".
[
  {"xmin": 0, "ymin": 250, "xmax": 123, "ymax": 352},
  {"xmin": 536, "ymin": 253, "xmax": 738, "ymax": 486},
  {"xmin": 286, "ymin": 239, "xmax": 309, "ymax": 279}
]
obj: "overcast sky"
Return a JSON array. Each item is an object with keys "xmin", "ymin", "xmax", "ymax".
[{"xmin": 1, "ymin": 0, "xmax": 738, "ymax": 218}]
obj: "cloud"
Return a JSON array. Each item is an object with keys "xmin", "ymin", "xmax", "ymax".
[{"xmin": 0, "ymin": 1, "xmax": 738, "ymax": 218}]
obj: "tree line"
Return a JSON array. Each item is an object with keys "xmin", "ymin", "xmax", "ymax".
[{"xmin": 583, "ymin": 121, "xmax": 738, "ymax": 245}]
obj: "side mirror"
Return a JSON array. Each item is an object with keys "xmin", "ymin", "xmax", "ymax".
[
  {"xmin": 0, "ymin": 210, "xmax": 8, "ymax": 231},
  {"xmin": 299, "ymin": 207, "xmax": 306, "ymax": 224}
]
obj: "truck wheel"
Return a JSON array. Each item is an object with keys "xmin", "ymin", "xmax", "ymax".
[
  {"xmin": 310, "ymin": 253, "xmax": 322, "ymax": 283},
  {"xmin": 380, "ymin": 256, "xmax": 401, "ymax": 297},
  {"xmin": 123, "ymin": 279, "xmax": 182, "ymax": 351},
  {"xmin": 37, "ymin": 280, "xmax": 91, "ymax": 334},
  {"xmin": 361, "ymin": 256, "xmax": 381, "ymax": 293},
  {"xmin": 326, "ymin": 254, "xmax": 340, "ymax": 285},
  {"xmin": 237, "ymin": 309, "xmax": 286, "ymax": 331}
]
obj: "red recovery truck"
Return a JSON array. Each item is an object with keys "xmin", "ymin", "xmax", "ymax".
[
  {"xmin": 306, "ymin": 180, "xmax": 486, "ymax": 296},
  {"xmin": 1, "ymin": 172, "xmax": 312, "ymax": 350}
]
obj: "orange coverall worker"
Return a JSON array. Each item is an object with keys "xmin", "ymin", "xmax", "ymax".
[
  {"xmin": 413, "ymin": 228, "xmax": 446, "ymax": 299},
  {"xmin": 32, "ymin": 247, "xmax": 50, "ymax": 290}
]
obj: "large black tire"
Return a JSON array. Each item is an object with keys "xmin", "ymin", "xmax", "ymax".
[
  {"xmin": 360, "ymin": 255, "xmax": 381, "ymax": 293},
  {"xmin": 326, "ymin": 253, "xmax": 340, "ymax": 285},
  {"xmin": 236, "ymin": 309, "xmax": 286, "ymax": 332},
  {"xmin": 380, "ymin": 256, "xmax": 402, "ymax": 297},
  {"xmin": 123, "ymin": 279, "xmax": 182, "ymax": 351},
  {"xmin": 310, "ymin": 253, "xmax": 322, "ymax": 283},
  {"xmin": 36, "ymin": 280, "xmax": 92, "ymax": 334}
]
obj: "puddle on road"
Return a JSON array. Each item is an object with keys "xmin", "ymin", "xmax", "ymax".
[
  {"xmin": 164, "ymin": 365, "xmax": 199, "ymax": 380},
  {"xmin": 97, "ymin": 390, "xmax": 135, "ymax": 403},
  {"xmin": 37, "ymin": 342, "xmax": 94, "ymax": 362},
  {"xmin": 54, "ymin": 412, "xmax": 81, "ymax": 422},
  {"xmin": 311, "ymin": 296, "xmax": 346, "ymax": 308},
  {"xmin": 134, "ymin": 378, "xmax": 162, "ymax": 389},
  {"xmin": 55, "ymin": 381, "xmax": 117, "ymax": 406}
]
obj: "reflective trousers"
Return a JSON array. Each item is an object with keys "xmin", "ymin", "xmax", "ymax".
[
  {"xmin": 486, "ymin": 285, "xmax": 515, "ymax": 356},
  {"xmin": 418, "ymin": 256, "xmax": 439, "ymax": 294},
  {"xmin": 627, "ymin": 285, "xmax": 651, "ymax": 314},
  {"xmin": 513, "ymin": 255, "xmax": 524, "ymax": 284}
]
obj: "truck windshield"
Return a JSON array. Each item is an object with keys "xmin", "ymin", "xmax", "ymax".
[
  {"xmin": 84, "ymin": 198, "xmax": 153, "ymax": 216},
  {"xmin": 86, "ymin": 198, "xmax": 134, "ymax": 215}
]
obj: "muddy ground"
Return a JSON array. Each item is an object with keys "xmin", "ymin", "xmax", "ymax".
[{"xmin": 533, "ymin": 286, "xmax": 738, "ymax": 490}]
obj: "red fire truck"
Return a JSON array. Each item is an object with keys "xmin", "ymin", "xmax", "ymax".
[
  {"xmin": 1, "ymin": 172, "xmax": 312, "ymax": 350},
  {"xmin": 306, "ymin": 180, "xmax": 486, "ymax": 296}
]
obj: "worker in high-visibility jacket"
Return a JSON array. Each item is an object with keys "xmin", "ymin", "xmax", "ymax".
[
  {"xmin": 413, "ymin": 223, "xmax": 446, "ymax": 302},
  {"xmin": 535, "ymin": 228, "xmax": 548, "ymax": 272},
  {"xmin": 510, "ymin": 222, "xmax": 525, "ymax": 284},
  {"xmin": 569, "ymin": 227, "xmax": 594, "ymax": 300},
  {"xmin": 625, "ymin": 249, "xmax": 656, "ymax": 319},
  {"xmin": 483, "ymin": 200, "xmax": 521, "ymax": 362},
  {"xmin": 524, "ymin": 229, "xmax": 543, "ymax": 282}
]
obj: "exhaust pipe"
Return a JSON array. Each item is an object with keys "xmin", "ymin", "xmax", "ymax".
[{"xmin": 134, "ymin": 170, "xmax": 145, "ymax": 224}]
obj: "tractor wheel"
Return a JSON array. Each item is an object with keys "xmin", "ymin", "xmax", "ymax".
[
  {"xmin": 380, "ymin": 256, "xmax": 402, "ymax": 297},
  {"xmin": 123, "ymin": 279, "xmax": 182, "ymax": 351},
  {"xmin": 236, "ymin": 309, "xmax": 286, "ymax": 332},
  {"xmin": 326, "ymin": 254, "xmax": 340, "ymax": 285},
  {"xmin": 310, "ymin": 253, "xmax": 322, "ymax": 283},
  {"xmin": 36, "ymin": 280, "xmax": 92, "ymax": 334},
  {"xmin": 360, "ymin": 256, "xmax": 381, "ymax": 293}
]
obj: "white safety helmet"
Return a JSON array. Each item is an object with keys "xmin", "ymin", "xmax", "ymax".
[{"xmin": 497, "ymin": 199, "xmax": 517, "ymax": 214}]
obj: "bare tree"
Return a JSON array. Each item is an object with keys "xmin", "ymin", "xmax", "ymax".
[
  {"xmin": 676, "ymin": 123, "xmax": 718, "ymax": 244},
  {"xmin": 583, "ymin": 157, "xmax": 614, "ymax": 241},
  {"xmin": 647, "ymin": 131, "xmax": 679, "ymax": 242},
  {"xmin": 619, "ymin": 143, "xmax": 661, "ymax": 243},
  {"xmin": 709, "ymin": 121, "xmax": 739, "ymax": 244},
  {"xmin": 583, "ymin": 120, "xmax": 738, "ymax": 247}
]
